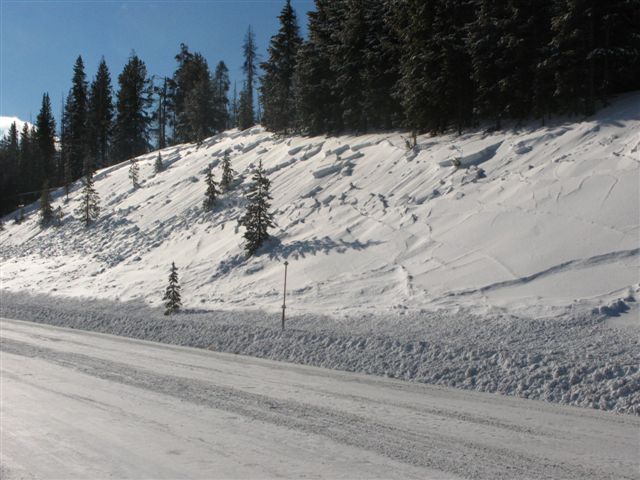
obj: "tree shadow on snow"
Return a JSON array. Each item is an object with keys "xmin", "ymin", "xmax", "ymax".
[{"xmin": 264, "ymin": 236, "xmax": 383, "ymax": 261}]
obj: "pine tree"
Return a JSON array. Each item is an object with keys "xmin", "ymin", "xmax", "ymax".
[
  {"xmin": 294, "ymin": 0, "xmax": 343, "ymax": 134},
  {"xmin": 75, "ymin": 169, "xmax": 100, "ymax": 226},
  {"xmin": 240, "ymin": 160, "xmax": 275, "ymax": 256},
  {"xmin": 63, "ymin": 155, "xmax": 72, "ymax": 201},
  {"xmin": 18, "ymin": 123, "xmax": 37, "ymax": 196},
  {"xmin": 152, "ymin": 77, "xmax": 171, "ymax": 149},
  {"xmin": 55, "ymin": 205, "xmax": 63, "ymax": 226},
  {"xmin": 238, "ymin": 26, "xmax": 258, "ymax": 130},
  {"xmin": 230, "ymin": 81, "xmax": 239, "ymax": 128},
  {"xmin": 39, "ymin": 179, "xmax": 54, "ymax": 226},
  {"xmin": 112, "ymin": 52, "xmax": 152, "ymax": 162},
  {"xmin": 0, "ymin": 122, "xmax": 20, "ymax": 214},
  {"xmin": 128, "ymin": 158, "xmax": 140, "ymax": 188},
  {"xmin": 220, "ymin": 151, "xmax": 235, "ymax": 190},
  {"xmin": 154, "ymin": 152, "xmax": 164, "ymax": 173},
  {"xmin": 202, "ymin": 166, "xmax": 219, "ymax": 211},
  {"xmin": 185, "ymin": 76, "xmax": 215, "ymax": 143},
  {"xmin": 87, "ymin": 58, "xmax": 114, "ymax": 168},
  {"xmin": 163, "ymin": 262, "xmax": 182, "ymax": 315},
  {"xmin": 260, "ymin": 0, "xmax": 303, "ymax": 134},
  {"xmin": 170, "ymin": 45, "xmax": 214, "ymax": 143},
  {"xmin": 36, "ymin": 93, "xmax": 57, "ymax": 183},
  {"xmin": 212, "ymin": 61, "xmax": 231, "ymax": 132},
  {"xmin": 64, "ymin": 56, "xmax": 89, "ymax": 180}
]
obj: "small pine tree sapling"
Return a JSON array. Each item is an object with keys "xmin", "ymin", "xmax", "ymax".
[
  {"xmin": 240, "ymin": 160, "xmax": 275, "ymax": 256},
  {"xmin": 0, "ymin": 217, "xmax": 4, "ymax": 231},
  {"xmin": 39, "ymin": 180, "xmax": 54, "ymax": 226},
  {"xmin": 63, "ymin": 157, "xmax": 72, "ymax": 202},
  {"xmin": 203, "ymin": 166, "xmax": 220, "ymax": 211},
  {"xmin": 163, "ymin": 262, "xmax": 182, "ymax": 315},
  {"xmin": 220, "ymin": 151, "xmax": 235, "ymax": 191},
  {"xmin": 14, "ymin": 206, "xmax": 25, "ymax": 224},
  {"xmin": 129, "ymin": 158, "xmax": 140, "ymax": 188},
  {"xmin": 75, "ymin": 171, "xmax": 100, "ymax": 226},
  {"xmin": 55, "ymin": 206, "xmax": 64, "ymax": 226},
  {"xmin": 154, "ymin": 152, "xmax": 164, "ymax": 174}
]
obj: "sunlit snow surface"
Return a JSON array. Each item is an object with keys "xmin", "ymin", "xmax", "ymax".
[
  {"xmin": 2, "ymin": 94, "xmax": 638, "ymax": 320},
  {"xmin": 1, "ymin": 93, "xmax": 639, "ymax": 414}
]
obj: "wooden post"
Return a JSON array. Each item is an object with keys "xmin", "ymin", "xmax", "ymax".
[{"xmin": 281, "ymin": 261, "xmax": 288, "ymax": 330}]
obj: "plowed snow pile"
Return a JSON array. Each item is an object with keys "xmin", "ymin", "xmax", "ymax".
[{"xmin": 1, "ymin": 93, "xmax": 638, "ymax": 413}]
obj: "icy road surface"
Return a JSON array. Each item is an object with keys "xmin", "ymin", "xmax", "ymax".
[{"xmin": 1, "ymin": 318, "xmax": 638, "ymax": 480}]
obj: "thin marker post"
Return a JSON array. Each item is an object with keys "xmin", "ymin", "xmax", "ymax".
[{"xmin": 281, "ymin": 261, "xmax": 289, "ymax": 330}]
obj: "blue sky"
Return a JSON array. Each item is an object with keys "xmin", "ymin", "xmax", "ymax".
[{"xmin": 0, "ymin": 0, "xmax": 312, "ymax": 126}]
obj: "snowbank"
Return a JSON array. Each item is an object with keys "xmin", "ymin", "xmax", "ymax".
[{"xmin": 2, "ymin": 291, "xmax": 638, "ymax": 415}]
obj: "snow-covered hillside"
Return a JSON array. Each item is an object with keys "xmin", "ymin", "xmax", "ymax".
[{"xmin": 2, "ymin": 94, "xmax": 638, "ymax": 320}]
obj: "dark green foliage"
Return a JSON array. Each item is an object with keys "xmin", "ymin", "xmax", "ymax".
[
  {"xmin": 154, "ymin": 152, "xmax": 164, "ymax": 174},
  {"xmin": 112, "ymin": 53, "xmax": 152, "ymax": 162},
  {"xmin": 36, "ymin": 93, "xmax": 57, "ymax": 183},
  {"xmin": 332, "ymin": 0, "xmax": 368, "ymax": 131},
  {"xmin": 170, "ymin": 44, "xmax": 216, "ymax": 143},
  {"xmin": 294, "ymin": 0, "xmax": 342, "ymax": 134},
  {"xmin": 186, "ymin": 76, "xmax": 215, "ymax": 143},
  {"xmin": 238, "ymin": 27, "xmax": 258, "ymax": 131},
  {"xmin": 220, "ymin": 151, "xmax": 235, "ymax": 191},
  {"xmin": 240, "ymin": 160, "xmax": 275, "ymax": 256},
  {"xmin": 202, "ymin": 166, "xmax": 219, "ymax": 211},
  {"xmin": 152, "ymin": 77, "xmax": 171, "ymax": 150},
  {"xmin": 212, "ymin": 61, "xmax": 231, "ymax": 131},
  {"xmin": 75, "ymin": 169, "xmax": 100, "ymax": 226},
  {"xmin": 128, "ymin": 158, "xmax": 140, "ymax": 188},
  {"xmin": 88, "ymin": 58, "xmax": 114, "ymax": 168},
  {"xmin": 0, "ymin": 122, "xmax": 20, "ymax": 215},
  {"xmin": 548, "ymin": 0, "xmax": 640, "ymax": 115},
  {"xmin": 163, "ymin": 262, "xmax": 182, "ymax": 315},
  {"xmin": 63, "ymin": 56, "xmax": 89, "ymax": 180},
  {"xmin": 260, "ymin": 0, "xmax": 303, "ymax": 134},
  {"xmin": 39, "ymin": 179, "xmax": 54, "ymax": 226}
]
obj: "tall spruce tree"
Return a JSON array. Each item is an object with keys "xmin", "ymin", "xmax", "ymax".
[
  {"xmin": 238, "ymin": 26, "xmax": 258, "ymax": 130},
  {"xmin": 240, "ymin": 160, "xmax": 275, "ymax": 256},
  {"xmin": 332, "ymin": 0, "xmax": 368, "ymax": 131},
  {"xmin": 202, "ymin": 166, "xmax": 219, "ymax": 211},
  {"xmin": 212, "ymin": 61, "xmax": 231, "ymax": 132},
  {"xmin": 64, "ymin": 56, "xmax": 89, "ymax": 180},
  {"xmin": 294, "ymin": 0, "xmax": 343, "ymax": 134},
  {"xmin": 0, "ymin": 122, "xmax": 20, "ymax": 214},
  {"xmin": 185, "ymin": 76, "xmax": 215, "ymax": 143},
  {"xmin": 88, "ymin": 58, "xmax": 114, "ymax": 167},
  {"xmin": 163, "ymin": 262, "xmax": 182, "ymax": 315},
  {"xmin": 39, "ymin": 179, "xmax": 54, "ymax": 226},
  {"xmin": 170, "ymin": 45, "xmax": 213, "ymax": 143},
  {"xmin": 22, "ymin": 124, "xmax": 41, "ymax": 197},
  {"xmin": 75, "ymin": 168, "xmax": 100, "ymax": 226},
  {"xmin": 112, "ymin": 53, "xmax": 152, "ymax": 162},
  {"xmin": 36, "ymin": 93, "xmax": 57, "ymax": 184},
  {"xmin": 260, "ymin": 0, "xmax": 302, "ymax": 134}
]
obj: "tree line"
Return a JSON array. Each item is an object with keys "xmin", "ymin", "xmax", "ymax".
[
  {"xmin": 0, "ymin": 45, "xmax": 236, "ymax": 216},
  {"xmin": 2, "ymin": 0, "xmax": 638, "ymax": 217},
  {"xmin": 260, "ymin": 0, "xmax": 639, "ymax": 137}
]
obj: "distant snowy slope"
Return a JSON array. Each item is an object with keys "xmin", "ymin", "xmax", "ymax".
[
  {"xmin": 1, "ymin": 93, "xmax": 639, "ymax": 320},
  {"xmin": 0, "ymin": 116, "xmax": 31, "ymax": 138}
]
